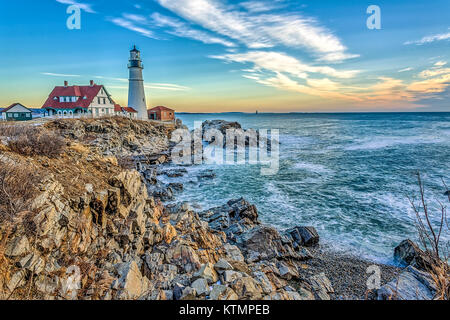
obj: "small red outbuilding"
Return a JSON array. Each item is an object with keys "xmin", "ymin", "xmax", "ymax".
[{"xmin": 147, "ymin": 106, "xmax": 175, "ymax": 121}]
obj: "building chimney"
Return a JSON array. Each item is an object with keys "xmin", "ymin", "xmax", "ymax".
[
  {"xmin": 64, "ymin": 81, "xmax": 68, "ymax": 87},
  {"xmin": 90, "ymin": 80, "xmax": 94, "ymax": 87}
]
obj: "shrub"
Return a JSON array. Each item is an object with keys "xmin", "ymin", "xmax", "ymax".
[
  {"xmin": 0, "ymin": 156, "xmax": 41, "ymax": 298},
  {"xmin": 408, "ymin": 172, "xmax": 449, "ymax": 300},
  {"xmin": 0, "ymin": 124, "xmax": 65, "ymax": 158}
]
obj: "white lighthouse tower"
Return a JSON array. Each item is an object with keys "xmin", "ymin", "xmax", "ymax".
[{"xmin": 128, "ymin": 45, "xmax": 148, "ymax": 120}]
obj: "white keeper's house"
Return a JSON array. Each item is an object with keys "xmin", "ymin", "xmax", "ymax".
[{"xmin": 41, "ymin": 80, "xmax": 137, "ymax": 118}]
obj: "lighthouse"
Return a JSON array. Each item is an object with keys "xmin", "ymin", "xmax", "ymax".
[{"xmin": 128, "ymin": 45, "xmax": 148, "ymax": 120}]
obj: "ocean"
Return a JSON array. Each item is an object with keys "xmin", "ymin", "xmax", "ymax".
[{"xmin": 172, "ymin": 112, "xmax": 450, "ymax": 264}]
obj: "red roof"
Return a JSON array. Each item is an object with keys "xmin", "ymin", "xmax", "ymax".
[
  {"xmin": 42, "ymin": 84, "xmax": 104, "ymax": 110},
  {"xmin": 123, "ymin": 106, "xmax": 137, "ymax": 113},
  {"xmin": 148, "ymin": 106, "xmax": 174, "ymax": 112},
  {"xmin": 114, "ymin": 104, "xmax": 137, "ymax": 113},
  {"xmin": 114, "ymin": 104, "xmax": 122, "ymax": 112}
]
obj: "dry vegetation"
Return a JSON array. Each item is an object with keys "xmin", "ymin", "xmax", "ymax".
[
  {"xmin": 408, "ymin": 172, "xmax": 450, "ymax": 300},
  {"xmin": 0, "ymin": 124, "xmax": 66, "ymax": 158},
  {"xmin": 0, "ymin": 155, "xmax": 42, "ymax": 298}
]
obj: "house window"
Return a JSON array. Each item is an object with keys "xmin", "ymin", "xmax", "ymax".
[
  {"xmin": 103, "ymin": 98, "xmax": 106, "ymax": 104},
  {"xmin": 98, "ymin": 97, "xmax": 101, "ymax": 104},
  {"xmin": 14, "ymin": 113, "xmax": 18, "ymax": 118},
  {"xmin": 26, "ymin": 114, "xmax": 31, "ymax": 118}
]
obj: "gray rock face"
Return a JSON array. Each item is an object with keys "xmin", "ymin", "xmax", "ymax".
[
  {"xmin": 191, "ymin": 278, "xmax": 209, "ymax": 296},
  {"xmin": 309, "ymin": 273, "xmax": 334, "ymax": 300},
  {"xmin": 393, "ymin": 239, "xmax": 432, "ymax": 270},
  {"xmin": 202, "ymin": 120, "xmax": 242, "ymax": 137},
  {"xmin": 286, "ymin": 226, "xmax": 320, "ymax": 247},
  {"xmin": 376, "ymin": 266, "xmax": 437, "ymax": 300}
]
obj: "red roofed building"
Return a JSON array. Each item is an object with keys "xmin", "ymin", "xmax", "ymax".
[
  {"xmin": 114, "ymin": 104, "xmax": 138, "ymax": 119},
  {"xmin": 147, "ymin": 106, "xmax": 175, "ymax": 121},
  {"xmin": 42, "ymin": 80, "xmax": 116, "ymax": 117}
]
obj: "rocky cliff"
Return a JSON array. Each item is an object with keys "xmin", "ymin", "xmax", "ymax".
[
  {"xmin": 0, "ymin": 117, "xmax": 439, "ymax": 300},
  {"xmin": 0, "ymin": 117, "xmax": 330, "ymax": 300}
]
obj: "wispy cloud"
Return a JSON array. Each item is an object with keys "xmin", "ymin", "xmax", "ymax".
[
  {"xmin": 151, "ymin": 13, "xmax": 236, "ymax": 47},
  {"xmin": 404, "ymin": 29, "xmax": 450, "ymax": 45},
  {"xmin": 398, "ymin": 67, "xmax": 413, "ymax": 73},
  {"xmin": 210, "ymin": 51, "xmax": 360, "ymax": 79},
  {"xmin": 95, "ymin": 76, "xmax": 190, "ymax": 91},
  {"xmin": 239, "ymin": 1, "xmax": 285, "ymax": 13},
  {"xmin": 55, "ymin": 0, "xmax": 96, "ymax": 13},
  {"xmin": 109, "ymin": 17, "xmax": 157, "ymax": 38},
  {"xmin": 145, "ymin": 83, "xmax": 190, "ymax": 91},
  {"xmin": 41, "ymin": 72, "xmax": 81, "ymax": 77},
  {"xmin": 156, "ymin": 0, "xmax": 358, "ymax": 62}
]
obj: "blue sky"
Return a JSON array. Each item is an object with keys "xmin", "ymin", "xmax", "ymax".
[{"xmin": 0, "ymin": 0, "xmax": 449, "ymax": 112}]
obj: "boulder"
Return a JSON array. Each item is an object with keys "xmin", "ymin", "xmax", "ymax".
[
  {"xmin": 394, "ymin": 239, "xmax": 432, "ymax": 270},
  {"xmin": 286, "ymin": 226, "xmax": 319, "ymax": 247},
  {"xmin": 113, "ymin": 261, "xmax": 150, "ymax": 299},
  {"xmin": 173, "ymin": 282, "xmax": 185, "ymax": 300},
  {"xmin": 309, "ymin": 273, "xmax": 334, "ymax": 300},
  {"xmin": 223, "ymin": 244, "xmax": 245, "ymax": 262},
  {"xmin": 5, "ymin": 235, "xmax": 31, "ymax": 257},
  {"xmin": 376, "ymin": 266, "xmax": 437, "ymax": 300},
  {"xmin": 209, "ymin": 284, "xmax": 238, "ymax": 300},
  {"xmin": 222, "ymin": 270, "xmax": 243, "ymax": 284},
  {"xmin": 231, "ymin": 276, "xmax": 263, "ymax": 300},
  {"xmin": 191, "ymin": 278, "xmax": 209, "ymax": 296},
  {"xmin": 214, "ymin": 258, "xmax": 234, "ymax": 273},
  {"xmin": 180, "ymin": 287, "xmax": 197, "ymax": 300},
  {"xmin": 193, "ymin": 263, "xmax": 219, "ymax": 284}
]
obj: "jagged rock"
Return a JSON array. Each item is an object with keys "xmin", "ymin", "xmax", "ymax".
[
  {"xmin": 252, "ymin": 271, "xmax": 275, "ymax": 294},
  {"xmin": 18, "ymin": 253, "xmax": 45, "ymax": 274},
  {"xmin": 286, "ymin": 226, "xmax": 320, "ymax": 247},
  {"xmin": 197, "ymin": 170, "xmax": 216, "ymax": 180},
  {"xmin": 5, "ymin": 235, "xmax": 31, "ymax": 257},
  {"xmin": 191, "ymin": 278, "xmax": 209, "ymax": 296},
  {"xmin": 214, "ymin": 258, "xmax": 234, "ymax": 273},
  {"xmin": 238, "ymin": 226, "xmax": 305, "ymax": 262},
  {"xmin": 159, "ymin": 168, "xmax": 187, "ymax": 177},
  {"xmin": 210, "ymin": 284, "xmax": 238, "ymax": 300},
  {"xmin": 222, "ymin": 270, "xmax": 243, "ymax": 283},
  {"xmin": 173, "ymin": 282, "xmax": 185, "ymax": 300},
  {"xmin": 193, "ymin": 263, "xmax": 219, "ymax": 284},
  {"xmin": 165, "ymin": 243, "xmax": 201, "ymax": 273},
  {"xmin": 309, "ymin": 273, "xmax": 334, "ymax": 300},
  {"xmin": 297, "ymin": 287, "xmax": 315, "ymax": 300},
  {"xmin": 7, "ymin": 270, "xmax": 27, "ymax": 292},
  {"xmin": 169, "ymin": 183, "xmax": 183, "ymax": 191},
  {"xmin": 223, "ymin": 244, "xmax": 245, "ymax": 262},
  {"xmin": 231, "ymin": 276, "xmax": 263, "ymax": 300},
  {"xmin": 394, "ymin": 239, "xmax": 432, "ymax": 270},
  {"xmin": 376, "ymin": 266, "xmax": 437, "ymax": 300},
  {"xmin": 113, "ymin": 261, "xmax": 150, "ymax": 300},
  {"xmin": 276, "ymin": 261, "xmax": 299, "ymax": 280},
  {"xmin": 162, "ymin": 224, "xmax": 177, "ymax": 244},
  {"xmin": 180, "ymin": 287, "xmax": 197, "ymax": 300}
]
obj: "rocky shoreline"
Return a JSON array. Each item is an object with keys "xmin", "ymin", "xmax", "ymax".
[{"xmin": 0, "ymin": 117, "xmax": 440, "ymax": 300}]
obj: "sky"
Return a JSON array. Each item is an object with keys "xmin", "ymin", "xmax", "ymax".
[{"xmin": 0, "ymin": 0, "xmax": 449, "ymax": 112}]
